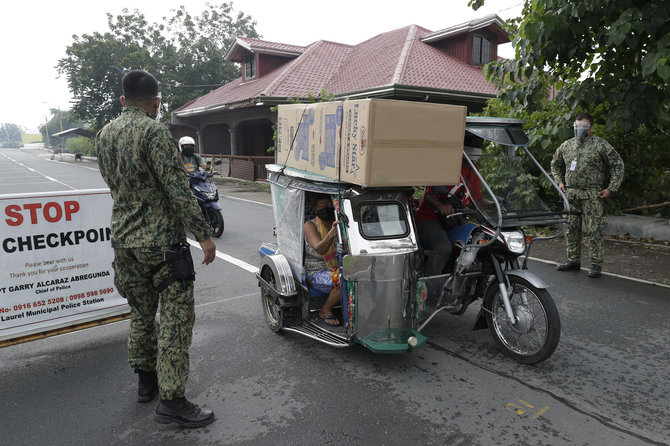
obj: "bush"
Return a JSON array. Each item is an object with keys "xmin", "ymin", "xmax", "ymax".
[{"xmin": 66, "ymin": 137, "xmax": 95, "ymax": 157}]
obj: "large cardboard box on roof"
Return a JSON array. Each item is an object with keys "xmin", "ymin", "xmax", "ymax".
[
  {"xmin": 276, "ymin": 102, "xmax": 344, "ymax": 175},
  {"xmin": 341, "ymin": 99, "xmax": 466, "ymax": 187},
  {"xmin": 276, "ymin": 99, "xmax": 466, "ymax": 186}
]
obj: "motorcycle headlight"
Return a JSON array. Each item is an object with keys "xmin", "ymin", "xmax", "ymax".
[
  {"xmin": 501, "ymin": 230, "xmax": 526, "ymax": 254},
  {"xmin": 204, "ymin": 191, "xmax": 217, "ymax": 200}
]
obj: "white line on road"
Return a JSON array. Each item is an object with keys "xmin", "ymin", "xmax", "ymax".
[
  {"xmin": 528, "ymin": 256, "xmax": 670, "ymax": 289},
  {"xmin": 46, "ymin": 159, "xmax": 100, "ymax": 172},
  {"xmin": 187, "ymin": 238, "xmax": 259, "ymax": 274},
  {"xmin": 194, "ymin": 292, "xmax": 258, "ymax": 308},
  {"xmin": 221, "ymin": 194, "xmax": 272, "ymax": 207},
  {"xmin": 1, "ymin": 153, "xmax": 76, "ymax": 189}
]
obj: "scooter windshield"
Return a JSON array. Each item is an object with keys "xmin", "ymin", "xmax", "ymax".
[{"xmin": 466, "ymin": 154, "xmax": 565, "ymax": 228}]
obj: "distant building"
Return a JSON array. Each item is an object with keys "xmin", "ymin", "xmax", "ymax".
[{"xmin": 171, "ymin": 15, "xmax": 509, "ymax": 160}]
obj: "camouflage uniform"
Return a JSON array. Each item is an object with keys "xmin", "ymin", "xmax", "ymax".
[
  {"xmin": 551, "ymin": 134, "xmax": 624, "ymax": 267},
  {"xmin": 96, "ymin": 106, "xmax": 212, "ymax": 400}
]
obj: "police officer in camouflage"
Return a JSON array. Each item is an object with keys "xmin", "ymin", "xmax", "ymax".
[
  {"xmin": 96, "ymin": 70, "xmax": 217, "ymax": 427},
  {"xmin": 551, "ymin": 113, "xmax": 624, "ymax": 278}
]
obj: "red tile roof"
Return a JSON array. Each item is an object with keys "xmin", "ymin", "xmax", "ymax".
[{"xmin": 176, "ymin": 21, "xmax": 502, "ymax": 114}]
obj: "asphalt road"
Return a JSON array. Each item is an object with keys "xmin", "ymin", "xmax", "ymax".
[{"xmin": 1, "ymin": 147, "xmax": 669, "ymax": 446}]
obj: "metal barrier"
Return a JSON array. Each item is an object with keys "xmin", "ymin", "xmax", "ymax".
[{"xmin": 201, "ymin": 154, "xmax": 275, "ymax": 182}]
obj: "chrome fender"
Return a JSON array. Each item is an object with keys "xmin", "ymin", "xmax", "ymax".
[
  {"xmin": 504, "ymin": 269, "xmax": 549, "ymax": 290},
  {"xmin": 473, "ymin": 269, "xmax": 548, "ymax": 331},
  {"xmin": 257, "ymin": 253, "xmax": 297, "ymax": 297}
]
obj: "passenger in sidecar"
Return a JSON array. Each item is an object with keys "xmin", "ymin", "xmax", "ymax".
[{"xmin": 303, "ymin": 194, "xmax": 342, "ymax": 326}]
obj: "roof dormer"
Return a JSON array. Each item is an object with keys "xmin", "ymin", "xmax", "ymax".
[
  {"xmin": 224, "ymin": 37, "xmax": 307, "ymax": 81},
  {"xmin": 420, "ymin": 15, "xmax": 509, "ymax": 66}
]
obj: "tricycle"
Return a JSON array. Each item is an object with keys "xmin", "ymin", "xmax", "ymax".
[{"xmin": 257, "ymin": 117, "xmax": 570, "ymax": 363}]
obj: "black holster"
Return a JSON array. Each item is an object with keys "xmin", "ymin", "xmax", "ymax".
[{"xmin": 155, "ymin": 242, "xmax": 196, "ymax": 293}]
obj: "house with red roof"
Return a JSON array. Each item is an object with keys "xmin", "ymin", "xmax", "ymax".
[{"xmin": 171, "ymin": 14, "xmax": 509, "ymax": 172}]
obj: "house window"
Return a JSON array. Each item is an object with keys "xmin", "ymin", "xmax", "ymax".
[
  {"xmin": 472, "ymin": 35, "xmax": 492, "ymax": 65},
  {"xmin": 244, "ymin": 53, "xmax": 256, "ymax": 79}
]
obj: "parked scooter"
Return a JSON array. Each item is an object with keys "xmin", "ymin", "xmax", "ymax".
[{"xmin": 189, "ymin": 169, "xmax": 224, "ymax": 237}]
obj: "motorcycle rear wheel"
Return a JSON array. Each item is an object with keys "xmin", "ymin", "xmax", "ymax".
[
  {"xmin": 206, "ymin": 208, "xmax": 224, "ymax": 237},
  {"xmin": 484, "ymin": 276, "xmax": 560, "ymax": 364}
]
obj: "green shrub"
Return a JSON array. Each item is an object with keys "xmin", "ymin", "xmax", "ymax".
[{"xmin": 66, "ymin": 137, "xmax": 95, "ymax": 156}]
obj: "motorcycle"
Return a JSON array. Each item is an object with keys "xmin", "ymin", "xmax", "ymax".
[
  {"xmin": 257, "ymin": 117, "xmax": 570, "ymax": 364},
  {"xmin": 188, "ymin": 170, "xmax": 224, "ymax": 237}
]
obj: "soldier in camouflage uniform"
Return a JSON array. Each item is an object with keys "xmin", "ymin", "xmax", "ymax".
[
  {"xmin": 96, "ymin": 70, "xmax": 216, "ymax": 427},
  {"xmin": 550, "ymin": 113, "xmax": 624, "ymax": 278}
]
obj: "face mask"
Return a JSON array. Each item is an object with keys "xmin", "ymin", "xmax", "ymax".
[
  {"xmin": 182, "ymin": 146, "xmax": 194, "ymax": 157},
  {"xmin": 574, "ymin": 125, "xmax": 589, "ymax": 140},
  {"xmin": 316, "ymin": 207, "xmax": 334, "ymax": 222}
]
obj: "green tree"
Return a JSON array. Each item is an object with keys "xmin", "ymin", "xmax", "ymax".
[
  {"xmin": 38, "ymin": 109, "xmax": 83, "ymax": 148},
  {"xmin": 0, "ymin": 123, "xmax": 24, "ymax": 148},
  {"xmin": 473, "ymin": 0, "xmax": 670, "ymax": 133},
  {"xmin": 57, "ymin": 3, "xmax": 259, "ymax": 132},
  {"xmin": 471, "ymin": 0, "xmax": 670, "ymax": 216}
]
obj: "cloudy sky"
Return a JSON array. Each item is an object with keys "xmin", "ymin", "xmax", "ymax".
[{"xmin": 1, "ymin": 0, "xmax": 522, "ymax": 132}]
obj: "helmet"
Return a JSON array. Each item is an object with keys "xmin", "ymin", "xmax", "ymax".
[{"xmin": 178, "ymin": 136, "xmax": 196, "ymax": 152}]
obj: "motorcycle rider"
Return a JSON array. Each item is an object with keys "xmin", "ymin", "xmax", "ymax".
[
  {"xmin": 179, "ymin": 136, "xmax": 207, "ymax": 173},
  {"xmin": 415, "ymin": 145, "xmax": 483, "ymax": 276}
]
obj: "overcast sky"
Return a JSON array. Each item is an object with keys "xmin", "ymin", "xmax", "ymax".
[{"xmin": 1, "ymin": 0, "xmax": 522, "ymax": 132}]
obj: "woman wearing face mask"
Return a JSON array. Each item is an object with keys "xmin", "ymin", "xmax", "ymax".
[{"xmin": 303, "ymin": 195, "xmax": 342, "ymax": 326}]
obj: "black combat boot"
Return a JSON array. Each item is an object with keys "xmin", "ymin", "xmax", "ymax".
[
  {"xmin": 154, "ymin": 397, "xmax": 214, "ymax": 428},
  {"xmin": 556, "ymin": 261, "xmax": 581, "ymax": 271},
  {"xmin": 586, "ymin": 264, "xmax": 602, "ymax": 278},
  {"xmin": 135, "ymin": 369, "xmax": 158, "ymax": 403}
]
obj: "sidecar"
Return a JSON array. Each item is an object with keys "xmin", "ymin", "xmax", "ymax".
[{"xmin": 257, "ymin": 165, "xmax": 425, "ymax": 353}]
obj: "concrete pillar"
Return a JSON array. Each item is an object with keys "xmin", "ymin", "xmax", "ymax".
[
  {"xmin": 196, "ymin": 125, "xmax": 205, "ymax": 154},
  {"xmin": 229, "ymin": 127, "xmax": 239, "ymax": 155}
]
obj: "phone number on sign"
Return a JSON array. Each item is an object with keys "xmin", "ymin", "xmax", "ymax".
[{"xmin": 1, "ymin": 288, "xmax": 114, "ymax": 314}]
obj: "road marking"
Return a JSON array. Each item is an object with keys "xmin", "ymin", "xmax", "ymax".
[
  {"xmin": 57, "ymin": 291, "xmax": 258, "ymax": 337},
  {"xmin": 0, "ymin": 153, "xmax": 76, "ymax": 190},
  {"xmin": 221, "ymin": 194, "xmax": 272, "ymax": 207},
  {"xmin": 187, "ymin": 238, "xmax": 259, "ymax": 273},
  {"xmin": 46, "ymin": 159, "xmax": 100, "ymax": 172},
  {"xmin": 195, "ymin": 292, "xmax": 258, "ymax": 308},
  {"xmin": 528, "ymin": 256, "xmax": 670, "ymax": 289}
]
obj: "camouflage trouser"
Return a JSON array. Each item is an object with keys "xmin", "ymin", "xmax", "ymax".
[
  {"xmin": 112, "ymin": 246, "xmax": 195, "ymax": 400},
  {"xmin": 565, "ymin": 188, "xmax": 607, "ymax": 267}
]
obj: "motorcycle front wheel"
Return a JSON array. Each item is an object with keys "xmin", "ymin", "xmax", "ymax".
[
  {"xmin": 206, "ymin": 207, "xmax": 224, "ymax": 237},
  {"xmin": 484, "ymin": 276, "xmax": 560, "ymax": 364}
]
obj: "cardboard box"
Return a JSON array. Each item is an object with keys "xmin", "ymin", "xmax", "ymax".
[
  {"xmin": 277, "ymin": 99, "xmax": 466, "ymax": 187},
  {"xmin": 276, "ymin": 102, "xmax": 343, "ymax": 174}
]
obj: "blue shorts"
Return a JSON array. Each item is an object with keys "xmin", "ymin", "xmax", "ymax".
[{"xmin": 306, "ymin": 270, "xmax": 334, "ymax": 293}]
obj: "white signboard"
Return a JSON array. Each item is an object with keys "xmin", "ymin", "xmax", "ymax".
[{"xmin": 0, "ymin": 189, "xmax": 128, "ymax": 341}]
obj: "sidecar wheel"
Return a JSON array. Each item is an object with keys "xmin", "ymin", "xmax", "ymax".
[
  {"xmin": 206, "ymin": 208, "xmax": 224, "ymax": 237},
  {"xmin": 260, "ymin": 267, "xmax": 283, "ymax": 333},
  {"xmin": 484, "ymin": 276, "xmax": 560, "ymax": 364}
]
